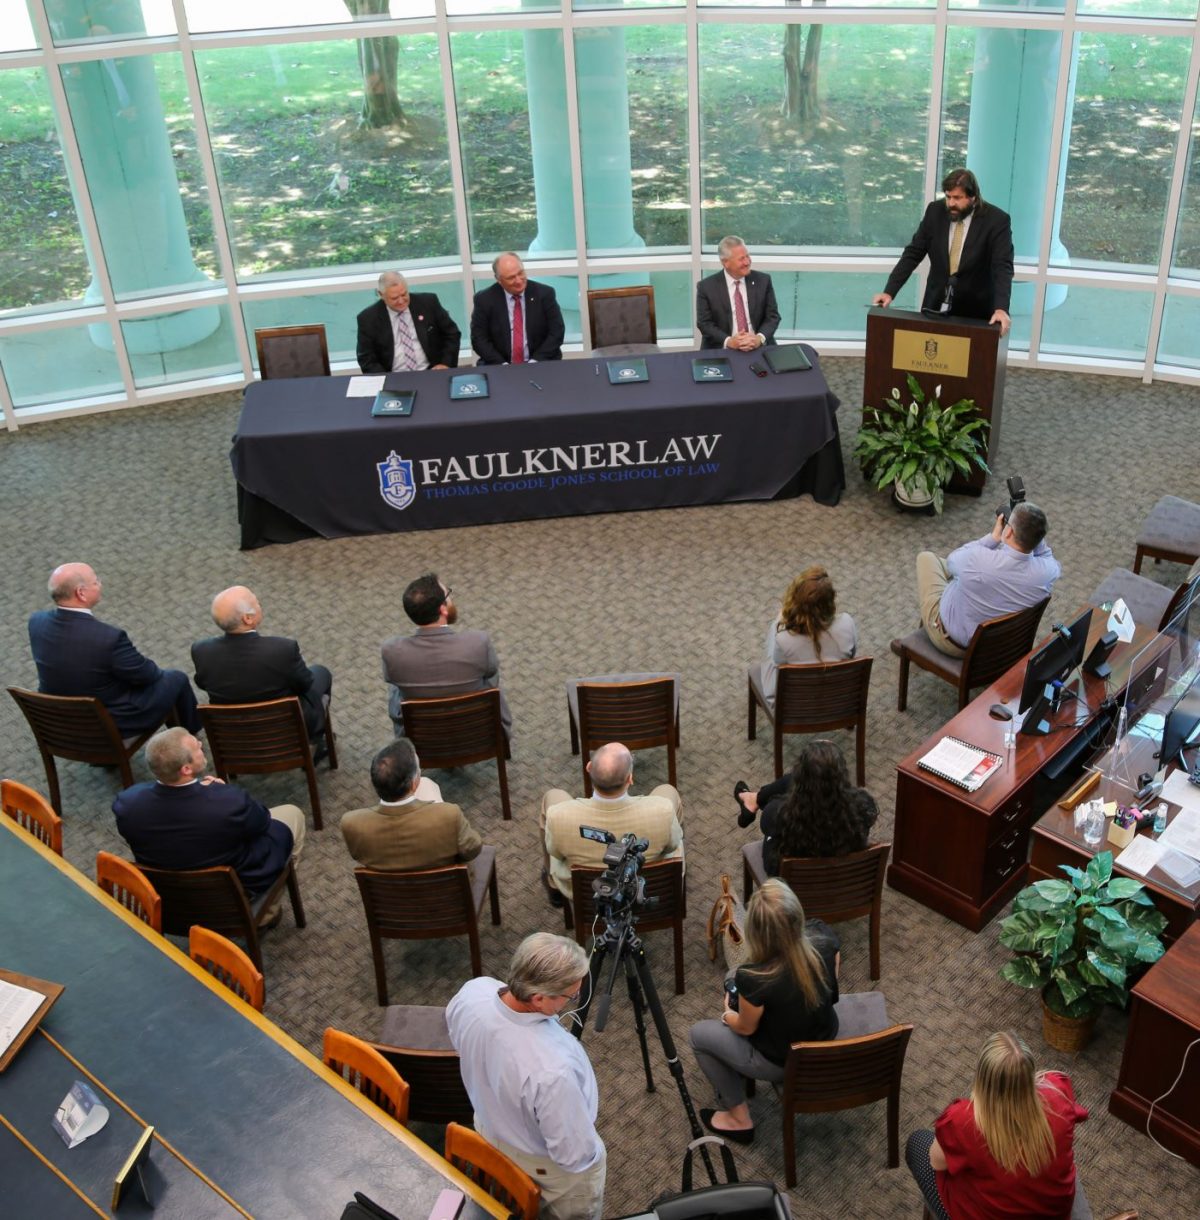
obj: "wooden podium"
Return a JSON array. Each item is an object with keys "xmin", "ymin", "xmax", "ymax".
[{"xmin": 863, "ymin": 307, "xmax": 1008, "ymax": 496}]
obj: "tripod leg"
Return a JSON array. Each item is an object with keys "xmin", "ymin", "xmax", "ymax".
[
  {"xmin": 571, "ymin": 933, "xmax": 610, "ymax": 1038},
  {"xmin": 623, "ymin": 955, "xmax": 655, "ymax": 1092}
]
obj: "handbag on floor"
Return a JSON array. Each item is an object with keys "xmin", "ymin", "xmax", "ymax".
[
  {"xmin": 706, "ymin": 873, "xmax": 750, "ymax": 970},
  {"xmin": 651, "ymin": 1135, "xmax": 791, "ymax": 1219}
]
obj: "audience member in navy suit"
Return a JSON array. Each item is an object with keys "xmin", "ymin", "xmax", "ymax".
[
  {"xmin": 113, "ymin": 727, "xmax": 305, "ymax": 923},
  {"xmin": 28, "ymin": 563, "xmax": 201, "ymax": 735}
]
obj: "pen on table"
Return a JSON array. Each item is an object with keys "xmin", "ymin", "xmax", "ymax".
[{"xmin": 530, "ymin": 379, "xmax": 542, "ymax": 390}]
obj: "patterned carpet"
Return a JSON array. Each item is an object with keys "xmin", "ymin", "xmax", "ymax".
[{"xmin": 1, "ymin": 360, "xmax": 1198, "ymax": 1218}]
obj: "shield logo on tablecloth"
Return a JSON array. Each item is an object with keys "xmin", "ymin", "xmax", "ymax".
[{"xmin": 377, "ymin": 451, "xmax": 416, "ymax": 511}]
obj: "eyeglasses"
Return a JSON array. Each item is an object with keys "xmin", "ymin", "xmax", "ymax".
[{"xmin": 441, "ymin": 586, "xmax": 453, "ymax": 602}]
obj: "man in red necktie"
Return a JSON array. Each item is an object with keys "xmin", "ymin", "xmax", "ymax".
[
  {"xmin": 470, "ymin": 252, "xmax": 567, "ymax": 365},
  {"xmin": 695, "ymin": 236, "xmax": 781, "ymax": 351}
]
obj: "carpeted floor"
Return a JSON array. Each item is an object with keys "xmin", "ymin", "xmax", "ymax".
[{"xmin": 1, "ymin": 359, "xmax": 1198, "ymax": 1218}]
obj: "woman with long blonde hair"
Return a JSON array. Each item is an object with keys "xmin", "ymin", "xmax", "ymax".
[
  {"xmin": 906, "ymin": 1031, "xmax": 1088, "ymax": 1218},
  {"xmin": 688, "ymin": 879, "xmax": 839, "ymax": 1144}
]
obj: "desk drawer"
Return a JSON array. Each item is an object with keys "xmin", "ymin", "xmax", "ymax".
[
  {"xmin": 983, "ymin": 825, "xmax": 1027, "ymax": 893},
  {"xmin": 988, "ymin": 791, "xmax": 1033, "ymax": 845}
]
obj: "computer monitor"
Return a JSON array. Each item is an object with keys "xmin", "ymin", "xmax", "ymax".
[
  {"xmin": 1161, "ymin": 681, "xmax": 1200, "ymax": 769},
  {"xmin": 1018, "ymin": 607, "xmax": 1095, "ymax": 715}
]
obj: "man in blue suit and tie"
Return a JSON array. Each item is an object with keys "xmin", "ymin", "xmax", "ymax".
[
  {"xmin": 696, "ymin": 236, "xmax": 781, "ymax": 351},
  {"xmin": 470, "ymin": 252, "xmax": 565, "ymax": 365},
  {"xmin": 28, "ymin": 562, "xmax": 201, "ymax": 735}
]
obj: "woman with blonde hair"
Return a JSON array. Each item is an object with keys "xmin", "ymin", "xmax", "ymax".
[
  {"xmin": 906, "ymin": 1031, "xmax": 1088, "ymax": 1219},
  {"xmin": 755, "ymin": 565, "xmax": 857, "ymax": 712},
  {"xmin": 688, "ymin": 879, "xmax": 839, "ymax": 1144}
]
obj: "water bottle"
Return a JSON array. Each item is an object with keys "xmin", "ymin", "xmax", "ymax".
[
  {"xmin": 1083, "ymin": 804, "xmax": 1105, "ymax": 846},
  {"xmin": 1153, "ymin": 802, "xmax": 1168, "ymax": 833}
]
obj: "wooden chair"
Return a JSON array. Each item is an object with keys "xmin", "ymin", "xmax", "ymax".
[
  {"xmin": 323, "ymin": 1027, "xmax": 409, "ymax": 1125},
  {"xmin": 781, "ymin": 1021, "xmax": 913, "ymax": 1188},
  {"xmin": 568, "ymin": 677, "xmax": 679, "ymax": 796},
  {"xmin": 400, "ymin": 688, "xmax": 511, "ymax": 820},
  {"xmin": 138, "ymin": 861, "xmax": 305, "ymax": 972},
  {"xmin": 1, "ymin": 778, "xmax": 63, "ymax": 856},
  {"xmin": 747, "ymin": 657, "xmax": 873, "ymax": 783},
  {"xmin": 254, "ymin": 324, "xmax": 331, "ymax": 379},
  {"xmin": 373, "ymin": 1005, "xmax": 473, "ymax": 1126},
  {"xmin": 95, "ymin": 851, "xmax": 162, "ymax": 931},
  {"xmin": 189, "ymin": 926, "xmax": 265, "ymax": 1011},
  {"xmin": 587, "ymin": 285, "xmax": 659, "ymax": 356},
  {"xmin": 1134, "ymin": 494, "xmax": 1200, "ymax": 573},
  {"xmin": 354, "ymin": 847, "xmax": 501, "ymax": 1005},
  {"xmin": 891, "ymin": 597, "xmax": 1050, "ymax": 712},
  {"xmin": 7, "ymin": 687, "xmax": 158, "ymax": 815},
  {"xmin": 565, "ymin": 858, "xmax": 687, "ymax": 993},
  {"xmin": 199, "ymin": 697, "xmax": 336, "ymax": 831},
  {"xmin": 445, "ymin": 1122, "xmax": 541, "ymax": 1220},
  {"xmin": 743, "ymin": 841, "xmax": 891, "ymax": 980}
]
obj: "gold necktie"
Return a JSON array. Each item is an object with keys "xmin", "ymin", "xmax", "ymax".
[{"xmin": 949, "ymin": 220, "xmax": 965, "ymax": 276}]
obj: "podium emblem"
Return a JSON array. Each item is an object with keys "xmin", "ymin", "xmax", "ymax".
[
  {"xmin": 377, "ymin": 451, "xmax": 416, "ymax": 511},
  {"xmin": 924, "ymin": 339, "xmax": 939, "ymax": 360}
]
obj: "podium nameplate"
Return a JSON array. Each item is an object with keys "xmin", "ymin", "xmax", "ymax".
[{"xmin": 893, "ymin": 330, "xmax": 971, "ymax": 379}]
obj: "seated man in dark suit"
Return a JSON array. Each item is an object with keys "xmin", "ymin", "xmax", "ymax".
[
  {"xmin": 192, "ymin": 585, "xmax": 332, "ymax": 748},
  {"xmin": 356, "ymin": 270, "xmax": 461, "ymax": 374},
  {"xmin": 470, "ymin": 252, "xmax": 565, "ymax": 365},
  {"xmin": 113, "ymin": 727, "xmax": 304, "ymax": 924},
  {"xmin": 696, "ymin": 235, "xmax": 781, "ymax": 351},
  {"xmin": 340, "ymin": 738, "xmax": 483, "ymax": 872},
  {"xmin": 28, "ymin": 562, "xmax": 201, "ymax": 735}
]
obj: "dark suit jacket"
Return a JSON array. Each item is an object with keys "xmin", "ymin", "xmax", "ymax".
[
  {"xmin": 883, "ymin": 200, "xmax": 1014, "ymax": 321},
  {"xmin": 696, "ymin": 270, "xmax": 781, "ymax": 349},
  {"xmin": 191, "ymin": 631, "xmax": 325, "ymax": 736},
  {"xmin": 113, "ymin": 779, "xmax": 293, "ymax": 895},
  {"xmin": 356, "ymin": 295, "xmax": 461, "ymax": 374},
  {"xmin": 470, "ymin": 281, "xmax": 565, "ymax": 365},
  {"xmin": 28, "ymin": 607, "xmax": 179, "ymax": 734}
]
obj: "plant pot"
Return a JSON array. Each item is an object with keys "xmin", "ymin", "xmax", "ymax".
[
  {"xmin": 1041, "ymin": 995, "xmax": 1096, "ymax": 1053},
  {"xmin": 894, "ymin": 474, "xmax": 934, "ymax": 509}
]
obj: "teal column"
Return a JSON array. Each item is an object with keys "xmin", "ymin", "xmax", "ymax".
[
  {"xmin": 48, "ymin": 0, "xmax": 218, "ymax": 352},
  {"xmin": 965, "ymin": 6, "xmax": 1072, "ymax": 313}
]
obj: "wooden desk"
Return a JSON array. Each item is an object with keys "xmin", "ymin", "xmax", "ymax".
[
  {"xmin": 1109, "ymin": 921, "xmax": 1200, "ymax": 1166},
  {"xmin": 888, "ymin": 619, "xmax": 1158, "ymax": 932},
  {"xmin": 0, "ymin": 817, "xmax": 502, "ymax": 1220}
]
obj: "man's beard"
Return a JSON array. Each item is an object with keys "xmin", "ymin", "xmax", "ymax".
[
  {"xmin": 947, "ymin": 202, "xmax": 974, "ymax": 221},
  {"xmin": 446, "ymin": 602, "xmax": 459, "ymax": 625}
]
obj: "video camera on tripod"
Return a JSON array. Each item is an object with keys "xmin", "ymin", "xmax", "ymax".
[{"xmin": 579, "ymin": 827, "xmax": 655, "ymax": 917}]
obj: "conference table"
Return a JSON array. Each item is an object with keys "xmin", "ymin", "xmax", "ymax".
[
  {"xmin": 0, "ymin": 817, "xmax": 501, "ymax": 1219},
  {"xmin": 231, "ymin": 347, "xmax": 845, "ymax": 548}
]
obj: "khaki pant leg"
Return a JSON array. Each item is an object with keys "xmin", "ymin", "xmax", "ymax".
[{"xmin": 915, "ymin": 551, "xmax": 966, "ymax": 658}]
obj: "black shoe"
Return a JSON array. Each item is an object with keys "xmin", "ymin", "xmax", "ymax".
[
  {"xmin": 541, "ymin": 870, "xmax": 565, "ymax": 909},
  {"xmin": 700, "ymin": 1108, "xmax": 754, "ymax": 1145},
  {"xmin": 734, "ymin": 781, "xmax": 756, "ymax": 829},
  {"xmin": 311, "ymin": 739, "xmax": 329, "ymax": 765}
]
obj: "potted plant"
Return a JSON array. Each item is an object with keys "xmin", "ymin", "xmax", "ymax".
[
  {"xmin": 854, "ymin": 373, "xmax": 990, "ymax": 513},
  {"xmin": 997, "ymin": 852, "xmax": 1167, "ymax": 1052}
]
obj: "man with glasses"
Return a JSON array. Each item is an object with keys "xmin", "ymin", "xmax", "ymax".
[
  {"xmin": 448, "ymin": 933, "xmax": 605, "ymax": 1220},
  {"xmin": 380, "ymin": 573, "xmax": 512, "ymax": 741}
]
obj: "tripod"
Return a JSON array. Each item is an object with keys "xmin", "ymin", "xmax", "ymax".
[{"xmin": 571, "ymin": 906, "xmax": 720, "ymax": 1187}]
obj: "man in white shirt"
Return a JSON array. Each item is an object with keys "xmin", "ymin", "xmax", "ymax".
[
  {"xmin": 447, "ymin": 933, "xmax": 605, "ymax": 1220},
  {"xmin": 356, "ymin": 270, "xmax": 461, "ymax": 374},
  {"xmin": 695, "ymin": 235, "xmax": 781, "ymax": 351}
]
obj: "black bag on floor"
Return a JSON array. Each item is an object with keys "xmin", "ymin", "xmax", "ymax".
[{"xmin": 651, "ymin": 1135, "xmax": 790, "ymax": 1219}]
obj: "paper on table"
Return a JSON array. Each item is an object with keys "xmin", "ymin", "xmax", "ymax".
[
  {"xmin": 1158, "ymin": 846, "xmax": 1200, "ymax": 889},
  {"xmin": 1115, "ymin": 834, "xmax": 1165, "ymax": 877},
  {"xmin": 0, "ymin": 979, "xmax": 43, "ymax": 1056},
  {"xmin": 346, "ymin": 375, "xmax": 385, "ymax": 397},
  {"xmin": 1157, "ymin": 807, "xmax": 1200, "ymax": 862},
  {"xmin": 1161, "ymin": 769, "xmax": 1200, "ymax": 817},
  {"xmin": 1107, "ymin": 598, "xmax": 1135, "ymax": 643}
]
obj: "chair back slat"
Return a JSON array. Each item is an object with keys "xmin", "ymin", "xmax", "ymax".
[
  {"xmin": 200, "ymin": 698, "xmax": 309, "ymax": 773},
  {"xmin": 355, "ymin": 866, "xmax": 475, "ymax": 937},
  {"xmin": 2, "ymin": 778, "xmax": 63, "ymax": 856},
  {"xmin": 778, "ymin": 844, "xmax": 890, "ymax": 923},
  {"xmin": 7, "ymin": 687, "xmax": 129, "ymax": 759},
  {"xmin": 445, "ymin": 1123, "xmax": 541, "ymax": 1220},
  {"xmin": 137, "ymin": 863, "xmax": 262, "ymax": 968},
  {"xmin": 577, "ymin": 679, "xmax": 674, "ymax": 751},
  {"xmin": 401, "ymin": 688, "xmax": 505, "ymax": 767},
  {"xmin": 96, "ymin": 851, "xmax": 162, "ymax": 931},
  {"xmin": 783, "ymin": 1025, "xmax": 913, "ymax": 1112},
  {"xmin": 323, "ymin": 1027, "xmax": 409, "ymax": 1125},
  {"xmin": 372, "ymin": 1043, "xmax": 473, "ymax": 1126},
  {"xmin": 775, "ymin": 657, "xmax": 873, "ymax": 731},
  {"xmin": 189, "ymin": 925, "xmax": 265, "ymax": 1011},
  {"xmin": 255, "ymin": 324, "xmax": 331, "ymax": 379},
  {"xmin": 569, "ymin": 858, "xmax": 683, "ymax": 936},
  {"xmin": 587, "ymin": 285, "xmax": 657, "ymax": 348},
  {"xmin": 962, "ymin": 597, "xmax": 1051, "ymax": 693}
]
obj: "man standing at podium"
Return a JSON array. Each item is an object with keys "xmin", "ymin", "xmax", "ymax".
[{"xmin": 872, "ymin": 168, "xmax": 1013, "ymax": 336}]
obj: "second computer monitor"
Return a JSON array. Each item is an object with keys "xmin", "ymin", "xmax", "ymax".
[{"xmin": 1018, "ymin": 607, "xmax": 1095, "ymax": 715}]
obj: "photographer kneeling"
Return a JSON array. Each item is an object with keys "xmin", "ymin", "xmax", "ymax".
[{"xmin": 688, "ymin": 880, "xmax": 839, "ymax": 1144}]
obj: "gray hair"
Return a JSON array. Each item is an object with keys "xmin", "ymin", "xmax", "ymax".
[
  {"xmin": 1009, "ymin": 502, "xmax": 1048, "ymax": 553},
  {"xmin": 492, "ymin": 251, "xmax": 521, "ymax": 277},
  {"xmin": 48, "ymin": 563, "xmax": 90, "ymax": 603},
  {"xmin": 211, "ymin": 586, "xmax": 258, "ymax": 633},
  {"xmin": 507, "ymin": 932, "xmax": 589, "ymax": 1002},
  {"xmin": 717, "ymin": 235, "xmax": 747, "ymax": 262},
  {"xmin": 145, "ymin": 727, "xmax": 197, "ymax": 783},
  {"xmin": 589, "ymin": 742, "xmax": 633, "ymax": 794},
  {"xmin": 376, "ymin": 270, "xmax": 406, "ymax": 294}
]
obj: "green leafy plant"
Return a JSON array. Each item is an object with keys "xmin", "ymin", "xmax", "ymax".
[
  {"xmin": 998, "ymin": 852, "xmax": 1167, "ymax": 1020},
  {"xmin": 853, "ymin": 373, "xmax": 991, "ymax": 514}
]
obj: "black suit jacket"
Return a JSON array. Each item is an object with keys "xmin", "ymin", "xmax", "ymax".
[
  {"xmin": 470, "ymin": 281, "xmax": 565, "ymax": 365},
  {"xmin": 28, "ymin": 607, "xmax": 180, "ymax": 734},
  {"xmin": 356, "ymin": 295, "xmax": 461, "ymax": 374},
  {"xmin": 192, "ymin": 631, "xmax": 325, "ymax": 736},
  {"xmin": 113, "ymin": 780, "xmax": 292, "ymax": 896},
  {"xmin": 695, "ymin": 271, "xmax": 781, "ymax": 349},
  {"xmin": 883, "ymin": 200, "xmax": 1014, "ymax": 321}
]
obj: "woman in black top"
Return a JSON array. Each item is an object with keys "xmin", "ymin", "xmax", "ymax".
[
  {"xmin": 735, "ymin": 739, "xmax": 877, "ymax": 875},
  {"xmin": 688, "ymin": 879, "xmax": 839, "ymax": 1143}
]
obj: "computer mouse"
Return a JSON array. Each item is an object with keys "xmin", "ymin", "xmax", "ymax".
[{"xmin": 989, "ymin": 703, "xmax": 1013, "ymax": 721}]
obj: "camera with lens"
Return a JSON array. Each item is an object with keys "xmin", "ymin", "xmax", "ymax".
[
  {"xmin": 996, "ymin": 474, "xmax": 1026, "ymax": 523},
  {"xmin": 579, "ymin": 827, "xmax": 651, "ymax": 917}
]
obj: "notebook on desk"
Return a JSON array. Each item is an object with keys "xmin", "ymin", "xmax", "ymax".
[
  {"xmin": 918, "ymin": 736, "xmax": 1003, "ymax": 792},
  {"xmin": 763, "ymin": 344, "xmax": 812, "ymax": 374}
]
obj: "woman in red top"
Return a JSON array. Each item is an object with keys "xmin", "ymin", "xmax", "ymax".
[{"xmin": 905, "ymin": 1031, "xmax": 1089, "ymax": 1220}]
